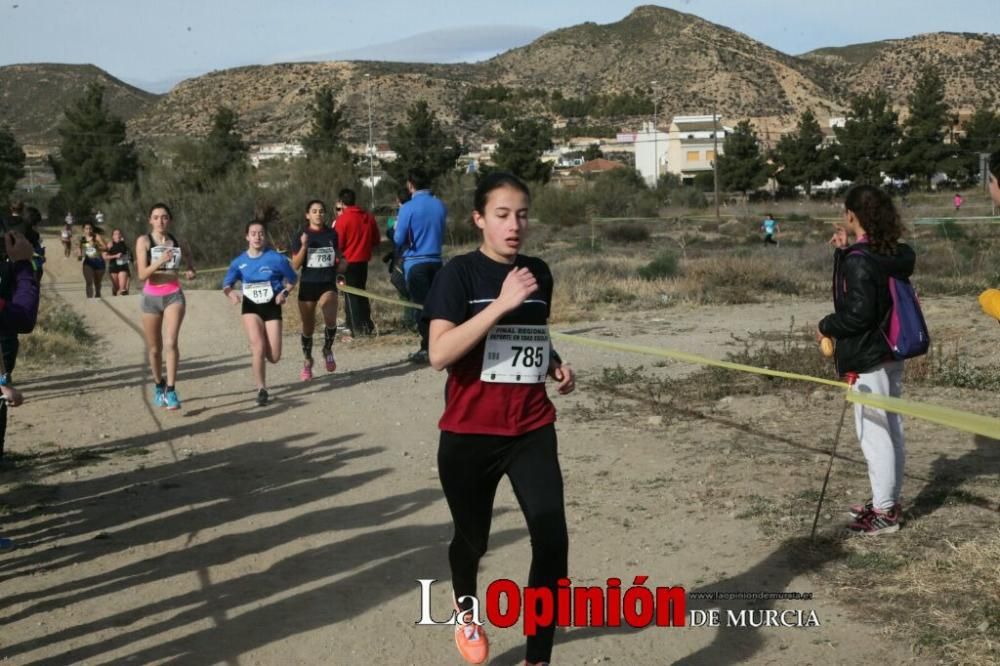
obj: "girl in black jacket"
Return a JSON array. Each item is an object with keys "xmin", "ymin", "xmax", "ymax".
[{"xmin": 818, "ymin": 184, "xmax": 913, "ymax": 535}]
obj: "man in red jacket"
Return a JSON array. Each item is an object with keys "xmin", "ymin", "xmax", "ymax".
[{"xmin": 334, "ymin": 188, "xmax": 381, "ymax": 336}]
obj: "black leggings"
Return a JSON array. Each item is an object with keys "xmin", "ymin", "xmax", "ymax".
[
  {"xmin": 0, "ymin": 334, "xmax": 19, "ymax": 458},
  {"xmin": 438, "ymin": 423, "xmax": 568, "ymax": 664}
]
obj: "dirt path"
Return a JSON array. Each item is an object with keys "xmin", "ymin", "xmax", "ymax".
[{"xmin": 0, "ymin": 250, "xmax": 957, "ymax": 665}]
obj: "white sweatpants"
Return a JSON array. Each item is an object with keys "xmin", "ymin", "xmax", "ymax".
[{"xmin": 853, "ymin": 360, "xmax": 906, "ymax": 511}]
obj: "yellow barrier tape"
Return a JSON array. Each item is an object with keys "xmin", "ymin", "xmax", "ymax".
[
  {"xmin": 548, "ymin": 331, "xmax": 847, "ymax": 388},
  {"xmin": 845, "ymin": 392, "xmax": 999, "ymax": 439},
  {"xmin": 183, "ymin": 266, "xmax": 230, "ymax": 276},
  {"xmin": 337, "ymin": 284, "xmax": 418, "ymax": 310},
  {"xmin": 338, "ymin": 284, "xmax": 1000, "ymax": 438}
]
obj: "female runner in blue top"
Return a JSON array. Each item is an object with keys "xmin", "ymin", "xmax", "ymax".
[{"xmin": 222, "ymin": 220, "xmax": 298, "ymax": 406}]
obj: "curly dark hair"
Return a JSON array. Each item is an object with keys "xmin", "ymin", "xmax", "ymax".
[{"xmin": 844, "ymin": 184, "xmax": 904, "ymax": 255}]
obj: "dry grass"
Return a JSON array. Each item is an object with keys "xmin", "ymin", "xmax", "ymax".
[
  {"xmin": 578, "ymin": 319, "xmax": 1000, "ymax": 665},
  {"xmin": 828, "ymin": 528, "xmax": 1000, "ymax": 665},
  {"xmin": 19, "ymin": 292, "xmax": 97, "ymax": 369}
]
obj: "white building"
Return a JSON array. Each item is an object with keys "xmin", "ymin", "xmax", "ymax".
[
  {"xmin": 664, "ymin": 115, "xmax": 730, "ymax": 184},
  {"xmin": 250, "ymin": 142, "xmax": 305, "ymax": 167},
  {"xmin": 634, "ymin": 121, "xmax": 669, "ymax": 187}
]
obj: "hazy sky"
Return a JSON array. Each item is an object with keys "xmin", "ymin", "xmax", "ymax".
[{"xmin": 3, "ymin": 1, "xmax": 998, "ymax": 92}]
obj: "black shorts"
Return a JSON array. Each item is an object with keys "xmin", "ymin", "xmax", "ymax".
[
  {"xmin": 241, "ymin": 296, "xmax": 282, "ymax": 321},
  {"xmin": 298, "ymin": 281, "xmax": 336, "ymax": 302}
]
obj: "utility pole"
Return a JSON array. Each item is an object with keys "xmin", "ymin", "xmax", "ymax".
[
  {"xmin": 365, "ymin": 73, "xmax": 375, "ymax": 211},
  {"xmin": 713, "ymin": 101, "xmax": 721, "ymax": 223},
  {"xmin": 651, "ymin": 80, "xmax": 659, "ymax": 186}
]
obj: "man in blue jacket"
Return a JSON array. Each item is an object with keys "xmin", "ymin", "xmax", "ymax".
[{"xmin": 393, "ymin": 169, "xmax": 447, "ymax": 363}]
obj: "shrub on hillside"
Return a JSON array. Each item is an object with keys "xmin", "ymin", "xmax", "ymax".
[
  {"xmin": 604, "ymin": 223, "xmax": 650, "ymax": 243},
  {"xmin": 638, "ymin": 251, "xmax": 679, "ymax": 280},
  {"xmin": 534, "ymin": 186, "xmax": 588, "ymax": 227},
  {"xmin": 588, "ymin": 168, "xmax": 658, "ymax": 217}
]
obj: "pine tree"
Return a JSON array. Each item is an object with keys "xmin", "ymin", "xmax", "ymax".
[
  {"xmin": 491, "ymin": 118, "xmax": 554, "ymax": 183},
  {"xmin": 896, "ymin": 67, "xmax": 951, "ymax": 188},
  {"xmin": 202, "ymin": 106, "xmax": 248, "ymax": 181},
  {"xmin": 302, "ymin": 87, "xmax": 350, "ymax": 160},
  {"xmin": 0, "ymin": 125, "xmax": 25, "ymax": 204},
  {"xmin": 385, "ymin": 101, "xmax": 461, "ymax": 186},
  {"xmin": 957, "ymin": 109, "xmax": 1000, "ymax": 183},
  {"xmin": 833, "ymin": 91, "xmax": 901, "ymax": 185},
  {"xmin": 49, "ymin": 84, "xmax": 138, "ymax": 215},
  {"xmin": 583, "ymin": 143, "xmax": 603, "ymax": 161},
  {"xmin": 717, "ymin": 120, "xmax": 768, "ymax": 197},
  {"xmin": 773, "ymin": 109, "xmax": 836, "ymax": 195}
]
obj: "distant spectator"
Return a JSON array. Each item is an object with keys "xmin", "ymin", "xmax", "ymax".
[
  {"xmin": 761, "ymin": 213, "xmax": 779, "ymax": 246},
  {"xmin": 0, "ymin": 231, "xmax": 41, "ymax": 459},
  {"xmin": 383, "ymin": 189, "xmax": 412, "ymax": 312},
  {"xmin": 394, "ymin": 169, "xmax": 447, "ymax": 363},
  {"xmin": 953, "ymin": 192, "xmax": 963, "ymax": 212},
  {"xmin": 334, "ymin": 188, "xmax": 381, "ymax": 336},
  {"xmin": 0, "ymin": 230, "xmax": 41, "ymax": 551}
]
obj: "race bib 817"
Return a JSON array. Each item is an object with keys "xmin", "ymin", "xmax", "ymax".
[
  {"xmin": 481, "ymin": 325, "xmax": 550, "ymax": 384},
  {"xmin": 242, "ymin": 281, "xmax": 274, "ymax": 305}
]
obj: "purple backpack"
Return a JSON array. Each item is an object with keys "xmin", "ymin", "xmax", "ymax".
[{"xmin": 849, "ymin": 248, "xmax": 930, "ymax": 360}]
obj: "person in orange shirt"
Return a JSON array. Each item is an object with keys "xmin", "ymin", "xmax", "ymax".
[{"xmin": 334, "ymin": 188, "xmax": 381, "ymax": 336}]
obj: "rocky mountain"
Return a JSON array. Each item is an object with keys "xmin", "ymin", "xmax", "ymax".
[
  {"xmin": 4, "ymin": 6, "xmax": 999, "ymax": 151},
  {"xmin": 0, "ymin": 64, "xmax": 158, "ymax": 151},
  {"xmin": 124, "ymin": 60, "xmax": 483, "ymax": 146},
  {"xmin": 483, "ymin": 5, "xmax": 838, "ymax": 119},
  {"xmin": 804, "ymin": 32, "xmax": 1000, "ymax": 111}
]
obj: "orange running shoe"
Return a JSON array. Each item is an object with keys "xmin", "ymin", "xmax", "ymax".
[{"xmin": 454, "ymin": 611, "xmax": 488, "ymax": 664}]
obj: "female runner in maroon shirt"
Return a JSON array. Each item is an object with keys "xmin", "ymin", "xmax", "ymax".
[{"xmin": 424, "ymin": 172, "xmax": 574, "ymax": 666}]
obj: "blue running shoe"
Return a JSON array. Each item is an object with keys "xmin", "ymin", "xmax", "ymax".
[
  {"xmin": 0, "ymin": 536, "xmax": 16, "ymax": 552},
  {"xmin": 165, "ymin": 389, "xmax": 181, "ymax": 410},
  {"xmin": 153, "ymin": 383, "xmax": 166, "ymax": 408}
]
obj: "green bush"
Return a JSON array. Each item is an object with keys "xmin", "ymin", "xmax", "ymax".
[
  {"xmin": 638, "ymin": 251, "xmax": 679, "ymax": 280},
  {"xmin": 588, "ymin": 168, "xmax": 658, "ymax": 218},
  {"xmin": 604, "ymin": 223, "xmax": 650, "ymax": 243},
  {"xmin": 437, "ymin": 172, "xmax": 479, "ymax": 246},
  {"xmin": 673, "ymin": 187, "xmax": 708, "ymax": 208},
  {"xmin": 534, "ymin": 187, "xmax": 589, "ymax": 227},
  {"xmin": 99, "ymin": 149, "xmax": 363, "ymax": 269},
  {"xmin": 936, "ymin": 220, "xmax": 968, "ymax": 240}
]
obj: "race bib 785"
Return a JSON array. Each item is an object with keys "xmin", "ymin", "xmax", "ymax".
[{"xmin": 481, "ymin": 325, "xmax": 550, "ymax": 384}]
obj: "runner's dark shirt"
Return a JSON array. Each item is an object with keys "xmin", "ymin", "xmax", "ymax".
[
  {"xmin": 423, "ymin": 250, "xmax": 556, "ymax": 436},
  {"xmin": 289, "ymin": 226, "xmax": 339, "ymax": 284}
]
